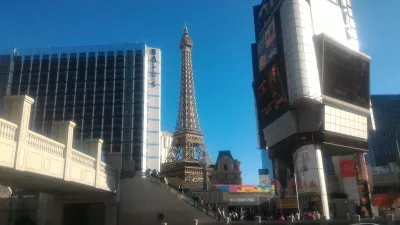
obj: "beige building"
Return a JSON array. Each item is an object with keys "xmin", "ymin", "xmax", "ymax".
[
  {"xmin": 160, "ymin": 132, "xmax": 173, "ymax": 163},
  {"xmin": 210, "ymin": 150, "xmax": 242, "ymax": 185}
]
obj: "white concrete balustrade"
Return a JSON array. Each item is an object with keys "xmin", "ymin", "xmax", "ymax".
[
  {"xmin": 0, "ymin": 95, "xmax": 117, "ymax": 193},
  {"xmin": 0, "ymin": 118, "xmax": 18, "ymax": 168}
]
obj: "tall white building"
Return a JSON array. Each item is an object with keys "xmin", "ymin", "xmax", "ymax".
[
  {"xmin": 252, "ymin": 0, "xmax": 371, "ymax": 219},
  {"xmin": 145, "ymin": 47, "xmax": 162, "ymax": 172},
  {"xmin": 0, "ymin": 44, "xmax": 162, "ymax": 176},
  {"xmin": 160, "ymin": 132, "xmax": 173, "ymax": 163}
]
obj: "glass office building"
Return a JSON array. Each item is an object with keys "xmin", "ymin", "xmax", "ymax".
[
  {"xmin": 0, "ymin": 44, "xmax": 162, "ymax": 174},
  {"xmin": 368, "ymin": 95, "xmax": 400, "ymax": 167}
]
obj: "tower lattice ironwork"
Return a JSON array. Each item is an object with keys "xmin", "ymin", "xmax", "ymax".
[{"xmin": 162, "ymin": 26, "xmax": 213, "ymax": 184}]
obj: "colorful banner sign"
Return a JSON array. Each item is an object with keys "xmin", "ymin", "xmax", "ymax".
[
  {"xmin": 215, "ymin": 185, "xmax": 274, "ymax": 193},
  {"xmin": 257, "ymin": 18, "xmax": 277, "ymax": 73}
]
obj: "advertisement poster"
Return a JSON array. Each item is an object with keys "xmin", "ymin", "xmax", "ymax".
[
  {"xmin": 354, "ymin": 153, "xmax": 373, "ymax": 217},
  {"xmin": 273, "ymin": 158, "xmax": 296, "ymax": 198},
  {"xmin": 257, "ymin": 18, "xmax": 277, "ymax": 73},
  {"xmin": 293, "ymin": 145, "xmax": 321, "ymax": 195}
]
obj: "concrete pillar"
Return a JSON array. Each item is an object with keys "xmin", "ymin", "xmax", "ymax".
[
  {"xmin": 107, "ymin": 152, "xmax": 122, "ymax": 171},
  {"xmin": 83, "ymin": 139, "xmax": 103, "ymax": 188},
  {"xmin": 36, "ymin": 193, "xmax": 55, "ymax": 225},
  {"xmin": 48, "ymin": 201, "xmax": 63, "ymax": 225},
  {"xmin": 104, "ymin": 202, "xmax": 117, "ymax": 225},
  {"xmin": 3, "ymin": 95, "xmax": 34, "ymax": 170},
  {"xmin": 293, "ymin": 144, "xmax": 330, "ymax": 219},
  {"xmin": 316, "ymin": 148, "xmax": 330, "ymax": 220},
  {"xmin": 53, "ymin": 121, "xmax": 76, "ymax": 181}
]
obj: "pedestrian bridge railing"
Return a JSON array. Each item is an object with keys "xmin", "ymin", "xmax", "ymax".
[{"xmin": 0, "ymin": 95, "xmax": 117, "ymax": 192}]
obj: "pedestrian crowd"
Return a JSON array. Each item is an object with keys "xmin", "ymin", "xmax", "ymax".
[{"xmin": 191, "ymin": 194, "xmax": 246, "ymax": 222}]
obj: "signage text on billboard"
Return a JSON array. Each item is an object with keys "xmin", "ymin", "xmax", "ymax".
[
  {"xmin": 339, "ymin": 160, "xmax": 356, "ymax": 178},
  {"xmin": 149, "ymin": 48, "xmax": 157, "ymax": 87}
]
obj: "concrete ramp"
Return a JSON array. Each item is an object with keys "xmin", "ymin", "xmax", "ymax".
[{"xmin": 119, "ymin": 177, "xmax": 218, "ymax": 225}]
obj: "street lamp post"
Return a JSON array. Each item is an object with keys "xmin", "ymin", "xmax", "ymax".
[{"xmin": 200, "ymin": 152, "xmax": 209, "ymax": 191}]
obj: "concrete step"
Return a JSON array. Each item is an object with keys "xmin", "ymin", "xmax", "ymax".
[{"xmin": 118, "ymin": 176, "xmax": 218, "ymax": 225}]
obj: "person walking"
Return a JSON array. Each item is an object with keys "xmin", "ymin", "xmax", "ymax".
[
  {"xmin": 199, "ymin": 198, "xmax": 204, "ymax": 211},
  {"xmin": 206, "ymin": 202, "xmax": 211, "ymax": 215},
  {"xmin": 192, "ymin": 194, "xmax": 197, "ymax": 208}
]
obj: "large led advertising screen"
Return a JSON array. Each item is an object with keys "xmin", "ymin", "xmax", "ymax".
[
  {"xmin": 257, "ymin": 18, "xmax": 277, "ymax": 73},
  {"xmin": 253, "ymin": 55, "xmax": 289, "ymax": 136},
  {"xmin": 255, "ymin": 0, "xmax": 278, "ymax": 40},
  {"xmin": 314, "ymin": 35, "xmax": 370, "ymax": 109}
]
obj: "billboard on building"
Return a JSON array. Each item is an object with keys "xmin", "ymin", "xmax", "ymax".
[
  {"xmin": 273, "ymin": 157, "xmax": 296, "ymax": 198},
  {"xmin": 314, "ymin": 34, "xmax": 370, "ymax": 109},
  {"xmin": 253, "ymin": 55, "xmax": 289, "ymax": 135},
  {"xmin": 215, "ymin": 185, "xmax": 274, "ymax": 193},
  {"xmin": 255, "ymin": 0, "xmax": 278, "ymax": 40},
  {"xmin": 257, "ymin": 18, "xmax": 277, "ymax": 73},
  {"xmin": 293, "ymin": 145, "xmax": 321, "ymax": 195},
  {"xmin": 339, "ymin": 160, "xmax": 356, "ymax": 178}
]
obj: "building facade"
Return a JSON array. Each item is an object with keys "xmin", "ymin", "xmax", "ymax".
[
  {"xmin": 160, "ymin": 131, "xmax": 173, "ymax": 163},
  {"xmin": 210, "ymin": 151, "xmax": 242, "ymax": 185},
  {"xmin": 0, "ymin": 44, "xmax": 161, "ymax": 174},
  {"xmin": 252, "ymin": 0, "xmax": 372, "ymax": 218},
  {"xmin": 368, "ymin": 95, "xmax": 400, "ymax": 167}
]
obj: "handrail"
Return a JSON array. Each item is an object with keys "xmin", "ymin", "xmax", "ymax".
[
  {"xmin": 71, "ymin": 149, "xmax": 96, "ymax": 169},
  {"xmin": 0, "ymin": 118, "xmax": 18, "ymax": 128},
  {"xmin": 26, "ymin": 131, "xmax": 65, "ymax": 158},
  {"xmin": 0, "ymin": 118, "xmax": 18, "ymax": 141},
  {"xmin": 145, "ymin": 175, "xmax": 193, "ymax": 203}
]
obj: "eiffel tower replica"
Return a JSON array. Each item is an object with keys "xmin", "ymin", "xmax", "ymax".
[{"xmin": 161, "ymin": 26, "xmax": 214, "ymax": 187}]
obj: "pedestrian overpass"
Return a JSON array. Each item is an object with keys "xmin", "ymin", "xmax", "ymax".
[
  {"xmin": 0, "ymin": 95, "xmax": 218, "ymax": 225},
  {"xmin": 0, "ymin": 95, "xmax": 117, "ymax": 194}
]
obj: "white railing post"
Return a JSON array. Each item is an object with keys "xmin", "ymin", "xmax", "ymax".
[
  {"xmin": 3, "ymin": 95, "xmax": 34, "ymax": 171},
  {"xmin": 84, "ymin": 139, "xmax": 103, "ymax": 188},
  {"xmin": 53, "ymin": 121, "xmax": 76, "ymax": 181}
]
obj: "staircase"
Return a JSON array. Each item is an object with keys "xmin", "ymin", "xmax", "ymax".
[
  {"xmin": 145, "ymin": 176, "xmax": 198, "ymax": 208},
  {"xmin": 144, "ymin": 176, "xmax": 220, "ymax": 221},
  {"xmin": 117, "ymin": 175, "xmax": 219, "ymax": 225}
]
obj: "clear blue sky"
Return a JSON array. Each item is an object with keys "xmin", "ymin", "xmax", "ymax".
[{"xmin": 0, "ymin": 0, "xmax": 399, "ymax": 184}]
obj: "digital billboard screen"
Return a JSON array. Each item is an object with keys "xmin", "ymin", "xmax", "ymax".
[
  {"xmin": 255, "ymin": 0, "xmax": 278, "ymax": 39},
  {"xmin": 257, "ymin": 18, "xmax": 277, "ymax": 73},
  {"xmin": 314, "ymin": 35, "xmax": 370, "ymax": 109},
  {"xmin": 253, "ymin": 55, "xmax": 289, "ymax": 136}
]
